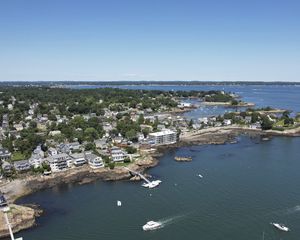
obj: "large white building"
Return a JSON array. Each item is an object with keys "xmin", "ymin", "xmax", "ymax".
[
  {"xmin": 111, "ymin": 146, "xmax": 127, "ymax": 162},
  {"xmin": 149, "ymin": 129, "xmax": 177, "ymax": 146},
  {"xmin": 47, "ymin": 153, "xmax": 70, "ymax": 172}
]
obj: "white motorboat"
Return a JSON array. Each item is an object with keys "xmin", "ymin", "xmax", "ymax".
[
  {"xmin": 142, "ymin": 180, "xmax": 162, "ymax": 189},
  {"xmin": 198, "ymin": 174, "xmax": 203, "ymax": 178},
  {"xmin": 271, "ymin": 222, "xmax": 290, "ymax": 232},
  {"xmin": 142, "ymin": 221, "xmax": 162, "ymax": 231},
  {"xmin": 117, "ymin": 200, "xmax": 122, "ymax": 207}
]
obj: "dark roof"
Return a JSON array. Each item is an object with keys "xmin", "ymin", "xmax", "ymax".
[{"xmin": 0, "ymin": 193, "xmax": 8, "ymax": 207}]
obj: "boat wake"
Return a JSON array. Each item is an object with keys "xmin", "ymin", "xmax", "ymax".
[
  {"xmin": 268, "ymin": 205, "xmax": 300, "ymax": 216},
  {"xmin": 285, "ymin": 205, "xmax": 300, "ymax": 215},
  {"xmin": 158, "ymin": 214, "xmax": 186, "ymax": 227}
]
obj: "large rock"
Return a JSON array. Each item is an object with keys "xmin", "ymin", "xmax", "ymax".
[{"xmin": 0, "ymin": 204, "xmax": 36, "ymax": 238}]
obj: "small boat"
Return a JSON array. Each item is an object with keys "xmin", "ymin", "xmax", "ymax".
[
  {"xmin": 198, "ymin": 174, "xmax": 203, "ymax": 178},
  {"xmin": 117, "ymin": 200, "xmax": 122, "ymax": 207},
  {"xmin": 174, "ymin": 156, "xmax": 192, "ymax": 162},
  {"xmin": 142, "ymin": 221, "xmax": 162, "ymax": 231},
  {"xmin": 270, "ymin": 222, "xmax": 290, "ymax": 232},
  {"xmin": 142, "ymin": 180, "xmax": 162, "ymax": 189}
]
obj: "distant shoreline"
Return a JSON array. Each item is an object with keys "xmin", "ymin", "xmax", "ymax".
[{"xmin": 1, "ymin": 80, "xmax": 300, "ymax": 87}]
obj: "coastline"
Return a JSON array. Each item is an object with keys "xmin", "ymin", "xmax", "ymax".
[
  {"xmin": 1, "ymin": 125, "xmax": 300, "ymax": 238},
  {"xmin": 202, "ymin": 101, "xmax": 255, "ymax": 107}
]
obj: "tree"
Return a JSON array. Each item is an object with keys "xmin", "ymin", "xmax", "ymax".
[
  {"xmin": 188, "ymin": 119, "xmax": 194, "ymax": 128},
  {"xmin": 142, "ymin": 127, "xmax": 150, "ymax": 138},
  {"xmin": 125, "ymin": 129, "xmax": 138, "ymax": 142},
  {"xmin": 251, "ymin": 112, "xmax": 260, "ymax": 123},
  {"xmin": 261, "ymin": 116, "xmax": 273, "ymax": 130},
  {"xmin": 137, "ymin": 114, "xmax": 144, "ymax": 124},
  {"xmin": 125, "ymin": 146, "xmax": 137, "ymax": 154},
  {"xmin": 85, "ymin": 142, "xmax": 95, "ymax": 151},
  {"xmin": 108, "ymin": 161, "xmax": 115, "ymax": 169},
  {"xmin": 84, "ymin": 127, "xmax": 99, "ymax": 142}
]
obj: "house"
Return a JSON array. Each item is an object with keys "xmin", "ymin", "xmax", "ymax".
[
  {"xmin": 178, "ymin": 102, "xmax": 192, "ymax": 108},
  {"xmin": 112, "ymin": 136, "xmax": 123, "ymax": 144},
  {"xmin": 57, "ymin": 144, "xmax": 70, "ymax": 154},
  {"xmin": 250, "ymin": 123, "xmax": 262, "ymax": 129},
  {"xmin": 33, "ymin": 145, "xmax": 44, "ymax": 158},
  {"xmin": 148, "ymin": 129, "xmax": 177, "ymax": 146},
  {"xmin": 48, "ymin": 147, "xmax": 58, "ymax": 156},
  {"xmin": 47, "ymin": 153, "xmax": 70, "ymax": 172},
  {"xmin": 70, "ymin": 153, "xmax": 86, "ymax": 167},
  {"xmin": 198, "ymin": 117, "xmax": 208, "ymax": 125},
  {"xmin": 1, "ymin": 161, "xmax": 13, "ymax": 175},
  {"xmin": 13, "ymin": 123, "xmax": 24, "ymax": 131},
  {"xmin": 111, "ymin": 146, "xmax": 127, "ymax": 162},
  {"xmin": 223, "ymin": 119, "xmax": 232, "ymax": 126},
  {"xmin": 86, "ymin": 153, "xmax": 104, "ymax": 169},
  {"xmin": 214, "ymin": 122, "xmax": 222, "ymax": 127},
  {"xmin": 29, "ymin": 155, "xmax": 44, "ymax": 168},
  {"xmin": 103, "ymin": 123, "xmax": 113, "ymax": 133},
  {"xmin": 68, "ymin": 142, "xmax": 81, "ymax": 152},
  {"xmin": 7, "ymin": 104, "xmax": 13, "ymax": 111},
  {"xmin": 49, "ymin": 130, "xmax": 61, "ymax": 136},
  {"xmin": 94, "ymin": 139, "xmax": 108, "ymax": 150},
  {"xmin": 0, "ymin": 193, "xmax": 8, "ymax": 208},
  {"xmin": 244, "ymin": 116, "xmax": 252, "ymax": 123},
  {"xmin": 14, "ymin": 160, "xmax": 31, "ymax": 172},
  {"xmin": 0, "ymin": 148, "xmax": 11, "ymax": 162}
]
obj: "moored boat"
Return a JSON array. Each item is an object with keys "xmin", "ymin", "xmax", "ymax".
[{"xmin": 174, "ymin": 156, "xmax": 192, "ymax": 162}]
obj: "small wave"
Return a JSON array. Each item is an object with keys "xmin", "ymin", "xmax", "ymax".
[
  {"xmin": 268, "ymin": 205, "xmax": 300, "ymax": 216},
  {"xmin": 286, "ymin": 205, "xmax": 300, "ymax": 215},
  {"xmin": 158, "ymin": 214, "xmax": 187, "ymax": 227}
]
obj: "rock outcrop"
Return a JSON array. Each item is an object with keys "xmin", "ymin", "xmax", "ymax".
[{"xmin": 0, "ymin": 204, "xmax": 37, "ymax": 238}]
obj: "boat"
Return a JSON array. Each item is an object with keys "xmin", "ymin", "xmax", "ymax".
[
  {"xmin": 198, "ymin": 174, "xmax": 203, "ymax": 178},
  {"xmin": 174, "ymin": 156, "xmax": 192, "ymax": 162},
  {"xmin": 142, "ymin": 221, "xmax": 162, "ymax": 231},
  {"xmin": 142, "ymin": 180, "xmax": 162, "ymax": 189},
  {"xmin": 270, "ymin": 222, "xmax": 290, "ymax": 232},
  {"xmin": 117, "ymin": 200, "xmax": 122, "ymax": 206}
]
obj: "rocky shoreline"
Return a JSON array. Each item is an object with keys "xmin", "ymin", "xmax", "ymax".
[
  {"xmin": 1, "ymin": 125, "xmax": 300, "ymax": 238},
  {"xmin": 0, "ymin": 153, "xmax": 157, "ymax": 238}
]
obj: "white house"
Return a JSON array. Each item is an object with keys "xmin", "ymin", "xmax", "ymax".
[
  {"xmin": 48, "ymin": 147, "xmax": 58, "ymax": 156},
  {"xmin": 86, "ymin": 153, "xmax": 104, "ymax": 169},
  {"xmin": 70, "ymin": 153, "xmax": 86, "ymax": 167},
  {"xmin": 29, "ymin": 155, "xmax": 44, "ymax": 168},
  {"xmin": 47, "ymin": 153, "xmax": 70, "ymax": 172},
  {"xmin": 33, "ymin": 145, "xmax": 45, "ymax": 158},
  {"xmin": 148, "ymin": 129, "xmax": 177, "ymax": 146},
  {"xmin": 49, "ymin": 130, "xmax": 61, "ymax": 136},
  {"xmin": 198, "ymin": 117, "xmax": 208, "ymax": 125},
  {"xmin": 178, "ymin": 102, "xmax": 192, "ymax": 108},
  {"xmin": 0, "ymin": 148, "xmax": 11, "ymax": 162},
  {"xmin": 223, "ymin": 119, "xmax": 232, "ymax": 126},
  {"xmin": 111, "ymin": 146, "xmax": 127, "ymax": 162}
]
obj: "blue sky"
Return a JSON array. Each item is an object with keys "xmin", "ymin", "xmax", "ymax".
[{"xmin": 0, "ymin": 0, "xmax": 299, "ymax": 81}]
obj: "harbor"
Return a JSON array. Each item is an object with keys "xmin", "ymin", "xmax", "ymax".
[{"xmin": 15, "ymin": 136, "xmax": 300, "ymax": 240}]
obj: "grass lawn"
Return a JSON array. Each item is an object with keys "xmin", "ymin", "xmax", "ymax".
[
  {"xmin": 274, "ymin": 119, "xmax": 284, "ymax": 127},
  {"xmin": 11, "ymin": 152, "xmax": 27, "ymax": 161}
]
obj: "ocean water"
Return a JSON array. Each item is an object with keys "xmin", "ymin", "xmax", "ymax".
[
  {"xmin": 70, "ymin": 84, "xmax": 300, "ymax": 119},
  {"xmin": 17, "ymin": 137, "xmax": 300, "ymax": 240},
  {"xmin": 14, "ymin": 85, "xmax": 300, "ymax": 240}
]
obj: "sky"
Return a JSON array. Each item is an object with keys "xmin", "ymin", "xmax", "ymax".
[{"xmin": 0, "ymin": 0, "xmax": 300, "ymax": 82}]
